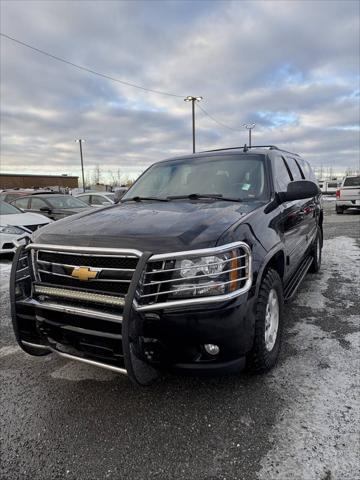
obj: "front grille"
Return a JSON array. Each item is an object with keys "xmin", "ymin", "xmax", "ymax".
[
  {"xmin": 24, "ymin": 224, "xmax": 41, "ymax": 232},
  {"xmin": 30, "ymin": 245, "xmax": 140, "ymax": 304},
  {"xmin": 34, "ymin": 248, "xmax": 139, "ymax": 299}
]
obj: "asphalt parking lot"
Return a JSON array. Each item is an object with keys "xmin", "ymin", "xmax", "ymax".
[{"xmin": 1, "ymin": 200, "xmax": 359, "ymax": 480}]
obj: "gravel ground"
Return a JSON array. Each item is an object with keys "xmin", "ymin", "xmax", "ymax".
[{"xmin": 0, "ymin": 202, "xmax": 359, "ymax": 480}]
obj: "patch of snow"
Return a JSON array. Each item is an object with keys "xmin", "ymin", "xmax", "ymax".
[
  {"xmin": 0, "ymin": 345, "xmax": 20, "ymax": 357},
  {"xmin": 258, "ymin": 237, "xmax": 360, "ymax": 480}
]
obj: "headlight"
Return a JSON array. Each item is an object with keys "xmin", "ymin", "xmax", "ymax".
[
  {"xmin": 179, "ymin": 254, "xmax": 228, "ymax": 279},
  {"xmin": 0, "ymin": 225, "xmax": 26, "ymax": 235}
]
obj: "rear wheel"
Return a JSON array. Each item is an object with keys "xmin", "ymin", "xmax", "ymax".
[
  {"xmin": 247, "ymin": 269, "xmax": 283, "ymax": 373},
  {"xmin": 336, "ymin": 205, "xmax": 344, "ymax": 214},
  {"xmin": 309, "ymin": 227, "xmax": 322, "ymax": 273}
]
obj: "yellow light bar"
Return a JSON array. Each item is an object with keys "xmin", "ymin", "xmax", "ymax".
[{"xmin": 34, "ymin": 285, "xmax": 125, "ymax": 307}]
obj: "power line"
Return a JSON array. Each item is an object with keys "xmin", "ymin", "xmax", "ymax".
[
  {"xmin": 197, "ymin": 104, "xmax": 240, "ymax": 132},
  {"xmin": 1, "ymin": 32, "xmax": 244, "ymax": 134},
  {"xmin": 0, "ymin": 32, "xmax": 185, "ymax": 98}
]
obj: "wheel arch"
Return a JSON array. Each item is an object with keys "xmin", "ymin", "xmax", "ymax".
[{"xmin": 254, "ymin": 247, "xmax": 285, "ymax": 297}]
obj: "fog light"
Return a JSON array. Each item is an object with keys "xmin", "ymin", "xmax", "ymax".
[{"xmin": 204, "ymin": 344, "xmax": 220, "ymax": 356}]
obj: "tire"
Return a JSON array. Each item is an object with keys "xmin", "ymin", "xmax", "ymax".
[
  {"xmin": 336, "ymin": 205, "xmax": 344, "ymax": 214},
  {"xmin": 247, "ymin": 269, "xmax": 284, "ymax": 373},
  {"xmin": 309, "ymin": 227, "xmax": 322, "ymax": 273}
]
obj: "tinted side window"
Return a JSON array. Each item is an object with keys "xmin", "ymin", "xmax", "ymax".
[
  {"xmin": 273, "ymin": 156, "xmax": 292, "ymax": 192},
  {"xmin": 30, "ymin": 197, "xmax": 47, "ymax": 210},
  {"xmin": 286, "ymin": 157, "xmax": 303, "ymax": 181},
  {"xmin": 296, "ymin": 158, "xmax": 317, "ymax": 182},
  {"xmin": 13, "ymin": 197, "xmax": 29, "ymax": 208},
  {"xmin": 78, "ymin": 195, "xmax": 90, "ymax": 204},
  {"xmin": 91, "ymin": 195, "xmax": 106, "ymax": 206}
]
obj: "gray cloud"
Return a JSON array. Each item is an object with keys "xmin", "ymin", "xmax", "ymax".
[{"xmin": 0, "ymin": 0, "xmax": 359, "ymax": 181}]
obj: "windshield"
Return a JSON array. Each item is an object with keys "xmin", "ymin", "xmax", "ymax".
[
  {"xmin": 344, "ymin": 176, "xmax": 360, "ymax": 187},
  {"xmin": 105, "ymin": 193, "xmax": 115, "ymax": 200},
  {"xmin": 0, "ymin": 201, "xmax": 22, "ymax": 215},
  {"xmin": 124, "ymin": 155, "xmax": 268, "ymax": 201},
  {"xmin": 47, "ymin": 196, "xmax": 89, "ymax": 209}
]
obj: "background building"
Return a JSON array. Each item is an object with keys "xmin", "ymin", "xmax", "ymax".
[{"xmin": 0, "ymin": 173, "xmax": 78, "ymax": 190}]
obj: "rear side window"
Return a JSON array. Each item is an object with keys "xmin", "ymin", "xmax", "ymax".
[
  {"xmin": 296, "ymin": 158, "xmax": 317, "ymax": 182},
  {"xmin": 344, "ymin": 176, "xmax": 360, "ymax": 187},
  {"xmin": 30, "ymin": 197, "xmax": 47, "ymax": 210},
  {"xmin": 91, "ymin": 195, "xmax": 106, "ymax": 206},
  {"xmin": 286, "ymin": 157, "xmax": 304, "ymax": 181},
  {"xmin": 78, "ymin": 195, "xmax": 90, "ymax": 204},
  {"xmin": 273, "ymin": 156, "xmax": 292, "ymax": 192},
  {"xmin": 12, "ymin": 197, "xmax": 29, "ymax": 208}
]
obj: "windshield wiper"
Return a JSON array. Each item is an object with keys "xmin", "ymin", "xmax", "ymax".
[
  {"xmin": 167, "ymin": 193, "xmax": 242, "ymax": 202},
  {"xmin": 121, "ymin": 196, "xmax": 169, "ymax": 203}
]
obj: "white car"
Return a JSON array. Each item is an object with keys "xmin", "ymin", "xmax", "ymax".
[
  {"xmin": 75, "ymin": 192, "xmax": 115, "ymax": 207},
  {"xmin": 0, "ymin": 201, "xmax": 51, "ymax": 254},
  {"xmin": 335, "ymin": 176, "xmax": 360, "ymax": 214}
]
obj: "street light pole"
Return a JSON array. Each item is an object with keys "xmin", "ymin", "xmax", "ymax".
[
  {"xmin": 184, "ymin": 96, "xmax": 203, "ymax": 153},
  {"xmin": 75, "ymin": 139, "xmax": 86, "ymax": 192},
  {"xmin": 243, "ymin": 123, "xmax": 256, "ymax": 147}
]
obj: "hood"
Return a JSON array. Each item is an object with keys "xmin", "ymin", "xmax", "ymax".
[
  {"xmin": 32, "ymin": 200, "xmax": 261, "ymax": 253},
  {"xmin": 0, "ymin": 212, "xmax": 50, "ymax": 227}
]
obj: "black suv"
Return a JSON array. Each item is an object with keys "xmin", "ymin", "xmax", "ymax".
[{"xmin": 10, "ymin": 145, "xmax": 322, "ymax": 385}]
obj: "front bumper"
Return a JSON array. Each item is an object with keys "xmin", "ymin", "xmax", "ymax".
[{"xmin": 11, "ymin": 243, "xmax": 255, "ymax": 383}]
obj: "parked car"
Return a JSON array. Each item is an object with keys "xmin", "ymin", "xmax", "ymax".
[
  {"xmin": 76, "ymin": 192, "xmax": 115, "ymax": 207},
  {"xmin": 0, "ymin": 201, "xmax": 51, "ymax": 254},
  {"xmin": 335, "ymin": 175, "xmax": 360, "ymax": 213},
  {"xmin": 0, "ymin": 189, "xmax": 36, "ymax": 203},
  {"xmin": 10, "ymin": 145, "xmax": 322, "ymax": 386},
  {"xmin": 10, "ymin": 194, "xmax": 91, "ymax": 220}
]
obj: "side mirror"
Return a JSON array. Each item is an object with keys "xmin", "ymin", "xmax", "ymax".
[
  {"xmin": 279, "ymin": 180, "xmax": 320, "ymax": 203},
  {"xmin": 40, "ymin": 206, "xmax": 52, "ymax": 213}
]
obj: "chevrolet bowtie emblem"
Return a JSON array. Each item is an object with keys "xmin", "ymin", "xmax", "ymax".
[{"xmin": 71, "ymin": 266, "xmax": 99, "ymax": 281}]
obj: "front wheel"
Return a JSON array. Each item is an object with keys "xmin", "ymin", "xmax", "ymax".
[{"xmin": 247, "ymin": 269, "xmax": 284, "ymax": 373}]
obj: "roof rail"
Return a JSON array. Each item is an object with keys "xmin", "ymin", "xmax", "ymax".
[{"xmin": 200, "ymin": 145, "xmax": 300, "ymax": 156}]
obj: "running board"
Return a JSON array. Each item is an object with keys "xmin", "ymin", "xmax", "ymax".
[{"xmin": 284, "ymin": 256, "xmax": 313, "ymax": 302}]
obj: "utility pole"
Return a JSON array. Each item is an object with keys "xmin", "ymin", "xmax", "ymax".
[
  {"xmin": 184, "ymin": 96, "xmax": 203, "ymax": 153},
  {"xmin": 243, "ymin": 123, "xmax": 256, "ymax": 147},
  {"xmin": 75, "ymin": 139, "xmax": 86, "ymax": 192}
]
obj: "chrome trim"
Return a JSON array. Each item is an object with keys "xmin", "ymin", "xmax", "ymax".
[
  {"xmin": 37, "ymin": 259, "xmax": 136, "ymax": 272},
  {"xmin": 134, "ymin": 283, "xmax": 251, "ymax": 312},
  {"xmin": 139, "ymin": 276, "xmax": 249, "ymax": 298},
  {"xmin": 15, "ymin": 275, "xmax": 31, "ymax": 283},
  {"xmin": 144, "ymin": 254, "xmax": 246, "ymax": 275},
  {"xmin": 48, "ymin": 347, "xmax": 128, "ymax": 375},
  {"xmin": 142, "ymin": 265, "xmax": 247, "ymax": 286},
  {"xmin": 17, "ymin": 298, "xmax": 123, "ymax": 323},
  {"xmin": 22, "ymin": 340, "xmax": 50, "ymax": 350},
  {"xmin": 37, "ymin": 269, "xmax": 131, "ymax": 283},
  {"xmin": 27, "ymin": 243, "xmax": 142, "ymax": 257},
  {"xmin": 16, "ymin": 265, "xmax": 30, "ymax": 274},
  {"xmin": 150, "ymin": 242, "xmax": 247, "ymax": 261}
]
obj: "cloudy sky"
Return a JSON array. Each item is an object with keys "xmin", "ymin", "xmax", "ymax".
[{"xmin": 1, "ymin": 0, "xmax": 359, "ymax": 182}]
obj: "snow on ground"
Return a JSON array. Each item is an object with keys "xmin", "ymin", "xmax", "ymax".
[
  {"xmin": 0, "ymin": 261, "xmax": 11, "ymax": 294},
  {"xmin": 258, "ymin": 237, "xmax": 360, "ymax": 480}
]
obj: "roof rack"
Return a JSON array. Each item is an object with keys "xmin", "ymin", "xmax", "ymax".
[{"xmin": 201, "ymin": 145, "xmax": 300, "ymax": 156}]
